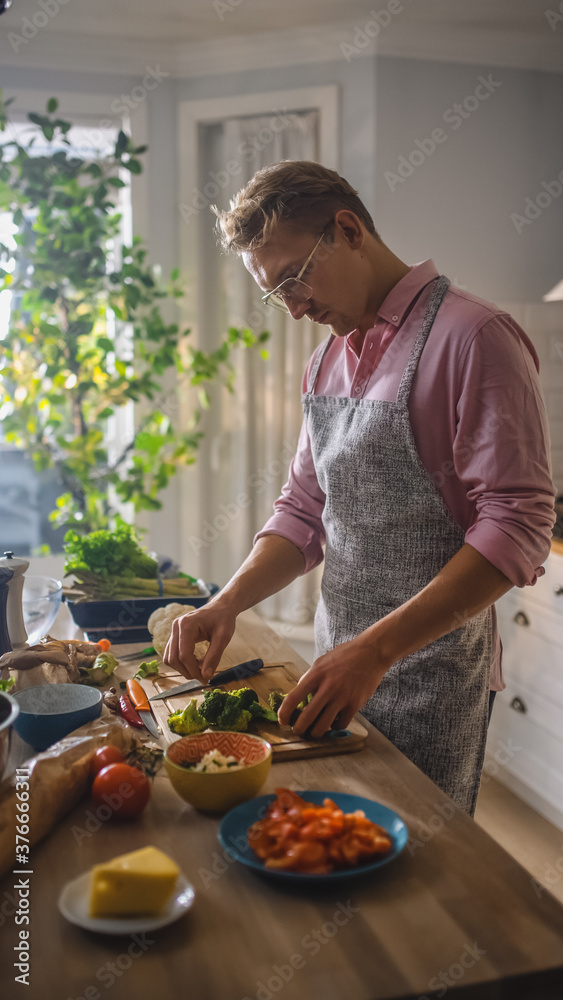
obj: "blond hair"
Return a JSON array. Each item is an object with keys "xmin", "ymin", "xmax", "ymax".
[{"xmin": 212, "ymin": 160, "xmax": 377, "ymax": 252}]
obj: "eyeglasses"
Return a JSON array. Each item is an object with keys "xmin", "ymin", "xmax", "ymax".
[{"xmin": 261, "ymin": 231, "xmax": 327, "ymax": 312}]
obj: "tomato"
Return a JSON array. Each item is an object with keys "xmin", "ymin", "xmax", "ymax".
[
  {"xmin": 91, "ymin": 763, "xmax": 150, "ymax": 820},
  {"xmin": 89, "ymin": 746, "xmax": 125, "ymax": 779}
]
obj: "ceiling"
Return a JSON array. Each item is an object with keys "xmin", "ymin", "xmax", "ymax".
[{"xmin": 0, "ymin": 0, "xmax": 561, "ymax": 76}]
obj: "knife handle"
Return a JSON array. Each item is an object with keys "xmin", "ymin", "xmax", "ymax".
[
  {"xmin": 126, "ymin": 677, "xmax": 150, "ymax": 713},
  {"xmin": 209, "ymin": 658, "xmax": 264, "ymax": 686}
]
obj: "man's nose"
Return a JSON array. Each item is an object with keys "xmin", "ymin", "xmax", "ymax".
[{"xmin": 286, "ymin": 298, "xmax": 309, "ymax": 321}]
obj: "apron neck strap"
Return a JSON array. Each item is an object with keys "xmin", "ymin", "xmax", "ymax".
[
  {"xmin": 306, "ymin": 334, "xmax": 335, "ymax": 395},
  {"xmin": 305, "ymin": 275, "xmax": 450, "ymax": 400},
  {"xmin": 396, "ymin": 275, "xmax": 450, "ymax": 406}
]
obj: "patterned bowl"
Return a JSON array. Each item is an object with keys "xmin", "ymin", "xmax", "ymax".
[{"xmin": 164, "ymin": 731, "xmax": 272, "ymax": 813}]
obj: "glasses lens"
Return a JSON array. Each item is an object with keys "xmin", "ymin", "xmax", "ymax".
[{"xmin": 267, "ymin": 294, "xmax": 290, "ymax": 312}]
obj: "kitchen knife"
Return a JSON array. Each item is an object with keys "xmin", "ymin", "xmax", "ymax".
[
  {"xmin": 126, "ymin": 678, "xmax": 162, "ymax": 737},
  {"xmin": 149, "ymin": 658, "xmax": 279, "ymax": 701}
]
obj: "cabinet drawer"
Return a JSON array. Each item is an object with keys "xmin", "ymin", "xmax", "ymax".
[
  {"xmin": 496, "ymin": 594, "xmax": 563, "ymax": 651},
  {"xmin": 496, "ymin": 610, "xmax": 563, "ymax": 708},
  {"xmin": 486, "ymin": 682, "xmax": 563, "ymax": 817}
]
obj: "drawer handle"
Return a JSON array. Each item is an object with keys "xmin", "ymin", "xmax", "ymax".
[
  {"xmin": 513, "ymin": 611, "xmax": 530, "ymax": 627},
  {"xmin": 555, "ymin": 585, "xmax": 563, "ymax": 597},
  {"xmin": 510, "ymin": 696, "xmax": 527, "ymax": 714}
]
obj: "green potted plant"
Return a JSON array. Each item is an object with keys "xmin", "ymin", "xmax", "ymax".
[{"xmin": 0, "ymin": 94, "xmax": 269, "ymax": 539}]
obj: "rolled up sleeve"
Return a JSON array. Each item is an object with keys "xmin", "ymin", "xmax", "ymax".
[{"xmin": 456, "ymin": 315, "xmax": 556, "ymax": 587}]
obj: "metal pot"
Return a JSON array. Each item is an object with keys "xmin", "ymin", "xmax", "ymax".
[{"xmin": 0, "ymin": 690, "xmax": 20, "ymax": 783}]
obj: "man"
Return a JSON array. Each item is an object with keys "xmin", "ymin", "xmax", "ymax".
[{"xmin": 164, "ymin": 161, "xmax": 555, "ymax": 814}]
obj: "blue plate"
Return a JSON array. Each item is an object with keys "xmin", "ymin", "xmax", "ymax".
[{"xmin": 218, "ymin": 791, "xmax": 408, "ymax": 882}]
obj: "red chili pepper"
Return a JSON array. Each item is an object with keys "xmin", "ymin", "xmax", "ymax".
[{"xmin": 117, "ymin": 693, "xmax": 145, "ymax": 729}]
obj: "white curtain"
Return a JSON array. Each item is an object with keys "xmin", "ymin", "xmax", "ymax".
[{"xmin": 197, "ymin": 110, "xmax": 325, "ymax": 625}]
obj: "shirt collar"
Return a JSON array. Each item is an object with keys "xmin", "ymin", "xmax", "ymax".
[{"xmin": 376, "ymin": 259, "xmax": 439, "ymax": 328}]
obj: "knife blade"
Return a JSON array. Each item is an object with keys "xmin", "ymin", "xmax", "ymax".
[
  {"xmin": 126, "ymin": 678, "xmax": 162, "ymax": 737},
  {"xmin": 149, "ymin": 658, "xmax": 279, "ymax": 701}
]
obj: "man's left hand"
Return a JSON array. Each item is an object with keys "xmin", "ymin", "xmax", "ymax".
[{"xmin": 277, "ymin": 633, "xmax": 391, "ymax": 738}]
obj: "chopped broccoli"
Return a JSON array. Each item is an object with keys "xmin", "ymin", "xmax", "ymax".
[
  {"xmin": 268, "ymin": 691, "xmax": 285, "ymax": 713},
  {"xmin": 167, "ymin": 699, "xmax": 208, "ymax": 736},
  {"xmin": 247, "ymin": 700, "xmax": 278, "ymax": 723},
  {"xmin": 78, "ymin": 652, "xmax": 118, "ymax": 686},
  {"xmin": 198, "ymin": 687, "xmax": 272, "ymax": 731},
  {"xmin": 215, "ymin": 694, "xmax": 247, "ymax": 730},
  {"xmin": 268, "ymin": 690, "xmax": 313, "ymax": 726},
  {"xmin": 168, "ymin": 686, "xmax": 282, "ymax": 736},
  {"xmin": 134, "ymin": 659, "xmax": 159, "ymax": 680},
  {"xmin": 231, "ymin": 687, "xmax": 259, "ymax": 710},
  {"xmin": 199, "ymin": 688, "xmax": 226, "ymax": 725}
]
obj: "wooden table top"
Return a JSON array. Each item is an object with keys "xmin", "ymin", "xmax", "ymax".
[{"xmin": 1, "ymin": 610, "xmax": 562, "ymax": 1000}]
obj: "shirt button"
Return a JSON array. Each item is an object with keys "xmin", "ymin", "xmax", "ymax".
[
  {"xmin": 354, "ymin": 386, "xmax": 362, "ymax": 394},
  {"xmin": 392, "ymin": 314, "xmax": 399, "ymax": 322},
  {"xmin": 369, "ymin": 342, "xmax": 374, "ymax": 350}
]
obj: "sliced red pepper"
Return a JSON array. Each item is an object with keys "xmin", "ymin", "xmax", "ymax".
[{"xmin": 117, "ymin": 693, "xmax": 145, "ymax": 729}]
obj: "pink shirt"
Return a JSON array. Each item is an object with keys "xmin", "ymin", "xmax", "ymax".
[{"xmin": 256, "ymin": 260, "xmax": 556, "ymax": 691}]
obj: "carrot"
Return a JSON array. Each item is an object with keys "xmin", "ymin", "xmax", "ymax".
[
  {"xmin": 247, "ymin": 788, "xmax": 392, "ymax": 874},
  {"xmin": 97, "ymin": 638, "xmax": 111, "ymax": 651}
]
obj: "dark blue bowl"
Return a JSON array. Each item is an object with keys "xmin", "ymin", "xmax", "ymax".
[
  {"xmin": 13, "ymin": 683, "xmax": 102, "ymax": 752},
  {"xmin": 66, "ymin": 583, "xmax": 220, "ymax": 644}
]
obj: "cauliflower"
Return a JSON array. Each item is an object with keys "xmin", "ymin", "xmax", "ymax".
[{"xmin": 148, "ymin": 603, "xmax": 210, "ymax": 661}]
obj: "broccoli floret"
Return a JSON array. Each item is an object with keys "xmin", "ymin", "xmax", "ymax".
[
  {"xmin": 217, "ymin": 694, "xmax": 247, "ymax": 730},
  {"xmin": 200, "ymin": 688, "xmax": 226, "ymax": 724},
  {"xmin": 167, "ymin": 699, "xmax": 207, "ymax": 736},
  {"xmin": 134, "ymin": 659, "xmax": 159, "ymax": 680},
  {"xmin": 78, "ymin": 652, "xmax": 119, "ymax": 686},
  {"xmin": 268, "ymin": 691, "xmax": 285, "ymax": 713},
  {"xmin": 231, "ymin": 687, "xmax": 259, "ymax": 710},
  {"xmin": 230, "ymin": 709, "xmax": 253, "ymax": 732},
  {"xmin": 199, "ymin": 688, "xmax": 259, "ymax": 731},
  {"xmin": 248, "ymin": 701, "xmax": 278, "ymax": 723}
]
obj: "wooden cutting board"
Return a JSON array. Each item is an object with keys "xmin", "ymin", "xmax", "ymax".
[{"xmin": 142, "ymin": 662, "xmax": 367, "ymax": 762}]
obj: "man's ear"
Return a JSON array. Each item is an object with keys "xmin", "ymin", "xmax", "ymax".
[{"xmin": 333, "ymin": 209, "xmax": 365, "ymax": 249}]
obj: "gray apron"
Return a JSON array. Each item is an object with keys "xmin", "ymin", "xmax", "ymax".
[{"xmin": 303, "ymin": 276, "xmax": 492, "ymax": 815}]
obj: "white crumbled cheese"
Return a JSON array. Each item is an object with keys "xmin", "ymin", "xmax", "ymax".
[{"xmin": 189, "ymin": 750, "xmax": 243, "ymax": 773}]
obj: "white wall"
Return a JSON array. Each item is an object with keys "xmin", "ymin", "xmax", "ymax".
[{"xmin": 374, "ymin": 56, "xmax": 563, "ymax": 304}]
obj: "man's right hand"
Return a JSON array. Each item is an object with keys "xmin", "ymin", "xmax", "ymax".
[{"xmin": 163, "ymin": 601, "xmax": 237, "ymax": 682}]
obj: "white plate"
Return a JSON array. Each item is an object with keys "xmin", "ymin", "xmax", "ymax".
[{"xmin": 58, "ymin": 870, "xmax": 195, "ymax": 934}]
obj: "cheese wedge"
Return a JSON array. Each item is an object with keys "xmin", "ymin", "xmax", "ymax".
[{"xmin": 89, "ymin": 846, "xmax": 180, "ymax": 918}]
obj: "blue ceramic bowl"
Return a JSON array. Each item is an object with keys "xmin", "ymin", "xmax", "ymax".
[{"xmin": 13, "ymin": 684, "xmax": 102, "ymax": 752}]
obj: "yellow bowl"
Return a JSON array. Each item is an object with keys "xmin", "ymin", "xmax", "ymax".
[{"xmin": 164, "ymin": 731, "xmax": 272, "ymax": 813}]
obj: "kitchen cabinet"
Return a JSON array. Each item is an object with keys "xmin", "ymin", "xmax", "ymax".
[{"xmin": 486, "ymin": 545, "xmax": 563, "ymax": 830}]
